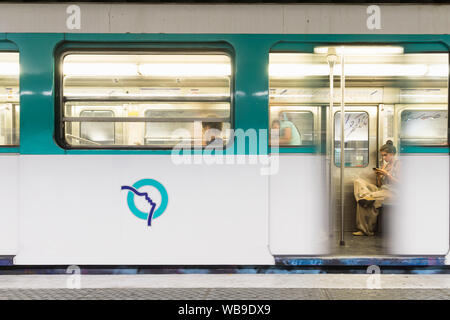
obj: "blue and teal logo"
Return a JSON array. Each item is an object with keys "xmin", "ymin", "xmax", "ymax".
[{"xmin": 121, "ymin": 179, "xmax": 169, "ymax": 227}]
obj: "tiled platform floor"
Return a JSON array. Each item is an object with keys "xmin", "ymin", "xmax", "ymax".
[
  {"xmin": 0, "ymin": 274, "xmax": 450, "ymax": 299},
  {"xmin": 1, "ymin": 288, "xmax": 450, "ymax": 300}
]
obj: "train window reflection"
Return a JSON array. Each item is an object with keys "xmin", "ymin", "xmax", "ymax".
[
  {"xmin": 334, "ymin": 111, "xmax": 369, "ymax": 167},
  {"xmin": 284, "ymin": 111, "xmax": 313, "ymax": 145},
  {"xmin": 60, "ymin": 52, "xmax": 232, "ymax": 148},
  {"xmin": 0, "ymin": 52, "xmax": 20, "ymax": 147},
  {"xmin": 144, "ymin": 106, "xmax": 229, "ymax": 146},
  {"xmin": 269, "ymin": 106, "xmax": 317, "ymax": 147},
  {"xmin": 400, "ymin": 109, "xmax": 448, "ymax": 146},
  {"xmin": 144, "ymin": 120, "xmax": 231, "ymax": 147},
  {"xmin": 79, "ymin": 110, "xmax": 115, "ymax": 145}
]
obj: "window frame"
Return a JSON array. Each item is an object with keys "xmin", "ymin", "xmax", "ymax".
[
  {"xmin": 268, "ymin": 104, "xmax": 321, "ymax": 152},
  {"xmin": 55, "ymin": 48, "xmax": 234, "ymax": 150}
]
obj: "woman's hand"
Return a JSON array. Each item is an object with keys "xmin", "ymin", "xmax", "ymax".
[{"xmin": 374, "ymin": 168, "xmax": 389, "ymax": 176}]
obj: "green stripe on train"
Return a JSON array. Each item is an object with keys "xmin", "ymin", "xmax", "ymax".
[{"xmin": 1, "ymin": 34, "xmax": 449, "ymax": 155}]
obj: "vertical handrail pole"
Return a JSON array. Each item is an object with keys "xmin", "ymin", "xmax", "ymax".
[
  {"xmin": 340, "ymin": 51, "xmax": 346, "ymax": 246},
  {"xmin": 328, "ymin": 62, "xmax": 334, "ymax": 234},
  {"xmin": 326, "ymin": 48, "xmax": 338, "ymax": 245}
]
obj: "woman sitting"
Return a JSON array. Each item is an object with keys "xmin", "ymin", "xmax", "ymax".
[{"xmin": 352, "ymin": 140, "xmax": 400, "ymax": 236}]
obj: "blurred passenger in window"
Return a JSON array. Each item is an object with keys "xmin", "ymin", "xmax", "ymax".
[
  {"xmin": 272, "ymin": 113, "xmax": 302, "ymax": 146},
  {"xmin": 270, "ymin": 120, "xmax": 281, "ymax": 146},
  {"xmin": 202, "ymin": 121, "xmax": 223, "ymax": 148},
  {"xmin": 353, "ymin": 140, "xmax": 400, "ymax": 236}
]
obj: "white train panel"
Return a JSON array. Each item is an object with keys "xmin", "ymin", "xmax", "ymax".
[
  {"xmin": 14, "ymin": 155, "xmax": 274, "ymax": 265},
  {"xmin": 388, "ymin": 155, "xmax": 449, "ymax": 255},
  {"xmin": 0, "ymin": 155, "xmax": 19, "ymax": 255},
  {"xmin": 269, "ymin": 154, "xmax": 330, "ymax": 255}
]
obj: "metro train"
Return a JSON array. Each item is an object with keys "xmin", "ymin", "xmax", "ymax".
[{"xmin": 0, "ymin": 3, "xmax": 449, "ymax": 267}]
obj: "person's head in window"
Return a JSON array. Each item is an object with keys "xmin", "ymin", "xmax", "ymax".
[
  {"xmin": 374, "ymin": 140, "xmax": 399, "ymax": 187},
  {"xmin": 270, "ymin": 120, "xmax": 281, "ymax": 145},
  {"xmin": 271, "ymin": 119, "xmax": 280, "ymax": 130},
  {"xmin": 276, "ymin": 113, "xmax": 302, "ymax": 146},
  {"xmin": 202, "ymin": 121, "xmax": 223, "ymax": 147},
  {"xmin": 380, "ymin": 140, "xmax": 397, "ymax": 163}
]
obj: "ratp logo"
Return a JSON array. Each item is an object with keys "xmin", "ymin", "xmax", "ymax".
[{"xmin": 121, "ymin": 179, "xmax": 169, "ymax": 227}]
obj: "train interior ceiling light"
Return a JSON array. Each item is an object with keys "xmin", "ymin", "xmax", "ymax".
[
  {"xmin": 313, "ymin": 46, "xmax": 405, "ymax": 55},
  {"xmin": 62, "ymin": 54, "xmax": 232, "ymax": 77},
  {"xmin": 270, "ymin": 47, "xmax": 448, "ymax": 77},
  {"xmin": 0, "ymin": 53, "xmax": 20, "ymax": 76},
  {"xmin": 269, "ymin": 64, "xmax": 449, "ymax": 77}
]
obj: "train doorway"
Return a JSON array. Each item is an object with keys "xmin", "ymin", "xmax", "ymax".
[
  {"xmin": 322, "ymin": 47, "xmax": 386, "ymax": 255},
  {"xmin": 328, "ymin": 105, "xmax": 381, "ymax": 255},
  {"xmin": 322, "ymin": 46, "xmax": 449, "ymax": 256},
  {"xmin": 268, "ymin": 47, "xmax": 448, "ymax": 258}
]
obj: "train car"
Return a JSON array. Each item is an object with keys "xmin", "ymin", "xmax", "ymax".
[{"xmin": 0, "ymin": 3, "xmax": 449, "ymax": 267}]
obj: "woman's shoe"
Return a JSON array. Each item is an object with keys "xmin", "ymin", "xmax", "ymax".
[{"xmin": 352, "ymin": 231, "xmax": 365, "ymax": 236}]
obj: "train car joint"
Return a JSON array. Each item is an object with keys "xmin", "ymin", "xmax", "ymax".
[{"xmin": 0, "ymin": 256, "xmax": 14, "ymax": 266}]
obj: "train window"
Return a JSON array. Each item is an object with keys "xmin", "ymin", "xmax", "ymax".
[
  {"xmin": 60, "ymin": 52, "xmax": 232, "ymax": 148},
  {"xmin": 0, "ymin": 52, "xmax": 20, "ymax": 147},
  {"xmin": 269, "ymin": 108, "xmax": 313, "ymax": 147},
  {"xmin": 281, "ymin": 111, "xmax": 313, "ymax": 145},
  {"xmin": 334, "ymin": 111, "xmax": 369, "ymax": 167},
  {"xmin": 400, "ymin": 109, "xmax": 448, "ymax": 146}
]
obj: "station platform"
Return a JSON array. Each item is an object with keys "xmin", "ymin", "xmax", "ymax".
[{"xmin": 0, "ymin": 274, "xmax": 449, "ymax": 300}]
